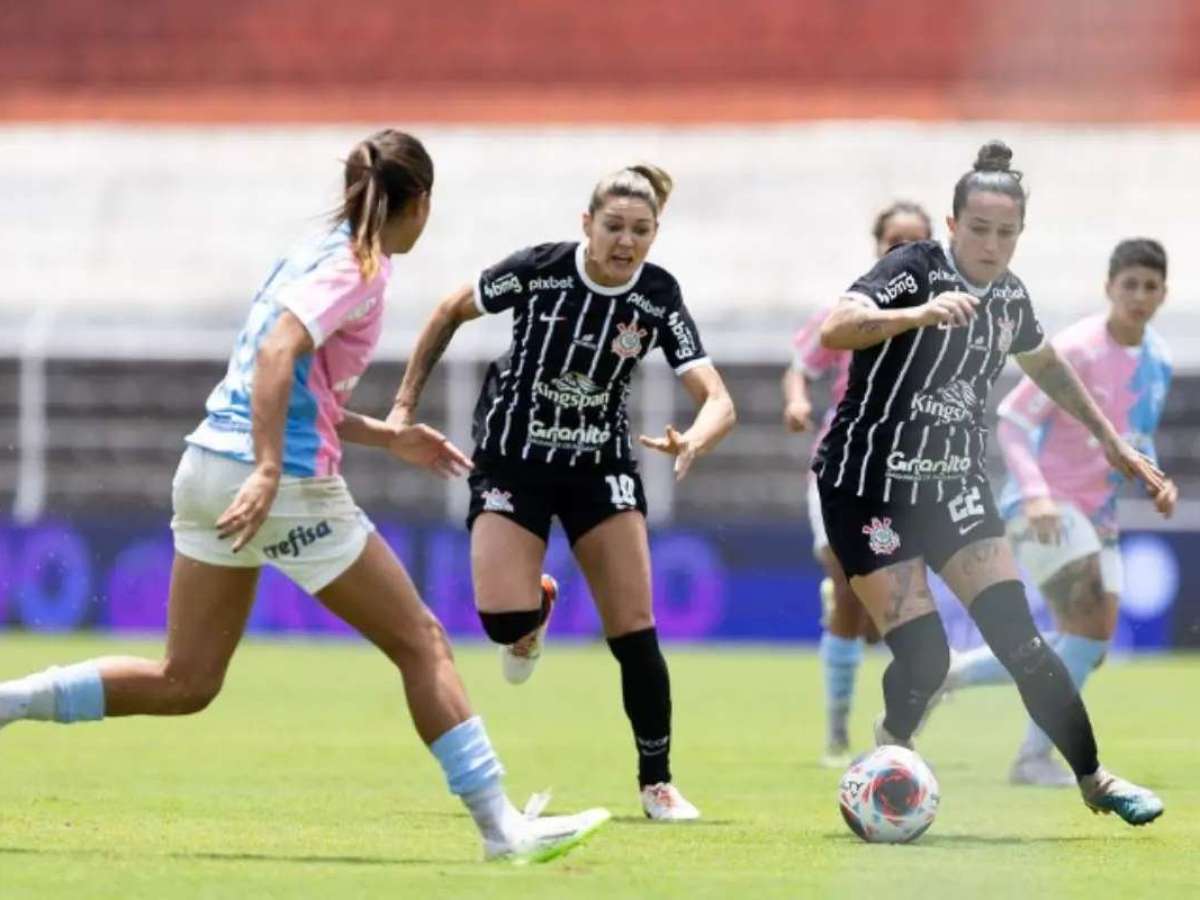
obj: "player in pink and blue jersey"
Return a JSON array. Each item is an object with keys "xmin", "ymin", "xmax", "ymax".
[
  {"xmin": 0, "ymin": 130, "xmax": 609, "ymax": 863},
  {"xmin": 944, "ymin": 238, "xmax": 1177, "ymax": 788},
  {"xmin": 782, "ymin": 201, "xmax": 931, "ymax": 766}
]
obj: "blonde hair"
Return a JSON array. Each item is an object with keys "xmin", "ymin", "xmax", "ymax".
[
  {"xmin": 588, "ymin": 163, "xmax": 674, "ymax": 218},
  {"xmin": 335, "ymin": 129, "xmax": 434, "ymax": 280}
]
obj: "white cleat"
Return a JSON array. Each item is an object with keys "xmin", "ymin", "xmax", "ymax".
[
  {"xmin": 500, "ymin": 574, "xmax": 558, "ymax": 686},
  {"xmin": 873, "ymin": 713, "xmax": 914, "ymax": 751},
  {"xmin": 484, "ymin": 807, "xmax": 611, "ymax": 865},
  {"xmin": 1009, "ymin": 752, "xmax": 1076, "ymax": 789},
  {"xmin": 640, "ymin": 782, "xmax": 701, "ymax": 821}
]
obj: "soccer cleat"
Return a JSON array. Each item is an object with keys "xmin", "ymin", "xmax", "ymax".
[
  {"xmin": 873, "ymin": 713, "xmax": 914, "ymax": 751},
  {"xmin": 1079, "ymin": 767, "xmax": 1164, "ymax": 826},
  {"xmin": 641, "ymin": 782, "xmax": 701, "ymax": 821},
  {"xmin": 1009, "ymin": 752, "xmax": 1076, "ymax": 788},
  {"xmin": 484, "ymin": 807, "xmax": 611, "ymax": 864},
  {"xmin": 500, "ymin": 574, "xmax": 558, "ymax": 685},
  {"xmin": 820, "ymin": 739, "xmax": 853, "ymax": 769}
]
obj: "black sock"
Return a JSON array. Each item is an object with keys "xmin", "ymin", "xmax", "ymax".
[
  {"xmin": 607, "ymin": 627, "xmax": 672, "ymax": 787},
  {"xmin": 970, "ymin": 580, "xmax": 1099, "ymax": 778},
  {"xmin": 881, "ymin": 613, "xmax": 950, "ymax": 740}
]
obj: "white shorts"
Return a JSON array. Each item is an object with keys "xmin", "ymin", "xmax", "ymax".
[
  {"xmin": 1008, "ymin": 501, "xmax": 1123, "ymax": 595},
  {"xmin": 171, "ymin": 445, "xmax": 375, "ymax": 594},
  {"xmin": 807, "ymin": 475, "xmax": 829, "ymax": 555}
]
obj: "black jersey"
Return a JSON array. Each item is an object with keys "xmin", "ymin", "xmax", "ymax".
[
  {"xmin": 814, "ymin": 240, "xmax": 1045, "ymax": 505},
  {"xmin": 470, "ymin": 242, "xmax": 709, "ymax": 468}
]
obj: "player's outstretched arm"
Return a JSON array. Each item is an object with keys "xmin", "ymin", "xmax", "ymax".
[
  {"xmin": 337, "ymin": 412, "xmax": 472, "ymax": 478},
  {"xmin": 638, "ymin": 363, "xmax": 735, "ymax": 481},
  {"xmin": 388, "ymin": 283, "xmax": 481, "ymax": 427},
  {"xmin": 1016, "ymin": 342, "xmax": 1170, "ymax": 503},
  {"xmin": 820, "ymin": 292, "xmax": 978, "ymax": 351},
  {"xmin": 781, "ymin": 367, "xmax": 814, "ymax": 432}
]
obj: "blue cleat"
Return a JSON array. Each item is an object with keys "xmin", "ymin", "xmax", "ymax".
[{"xmin": 1079, "ymin": 767, "xmax": 1164, "ymax": 826}]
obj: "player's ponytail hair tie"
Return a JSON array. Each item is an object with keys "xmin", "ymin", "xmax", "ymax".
[
  {"xmin": 589, "ymin": 163, "xmax": 674, "ymax": 219},
  {"xmin": 953, "ymin": 138, "xmax": 1028, "ymax": 221}
]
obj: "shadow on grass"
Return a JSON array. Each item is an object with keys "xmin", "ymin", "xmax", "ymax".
[
  {"xmin": 611, "ymin": 816, "xmax": 737, "ymax": 826},
  {"xmin": 0, "ymin": 846, "xmax": 462, "ymax": 867},
  {"xmin": 823, "ymin": 832, "xmax": 1094, "ymax": 847}
]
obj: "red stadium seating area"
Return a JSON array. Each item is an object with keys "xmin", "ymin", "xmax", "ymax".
[{"xmin": 3, "ymin": 0, "xmax": 1200, "ymax": 120}]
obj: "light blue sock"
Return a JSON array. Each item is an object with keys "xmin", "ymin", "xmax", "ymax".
[
  {"xmin": 949, "ymin": 642, "xmax": 1014, "ymax": 687},
  {"xmin": 1019, "ymin": 635, "xmax": 1108, "ymax": 759},
  {"xmin": 819, "ymin": 633, "xmax": 862, "ymax": 746},
  {"xmin": 50, "ymin": 662, "xmax": 106, "ymax": 723},
  {"xmin": 429, "ymin": 715, "xmax": 506, "ymax": 797}
]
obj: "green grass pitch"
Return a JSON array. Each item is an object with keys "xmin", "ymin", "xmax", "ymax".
[{"xmin": 1, "ymin": 635, "xmax": 1197, "ymax": 899}]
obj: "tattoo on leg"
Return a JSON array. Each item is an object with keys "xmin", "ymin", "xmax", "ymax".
[
  {"xmin": 958, "ymin": 539, "xmax": 1002, "ymax": 581},
  {"xmin": 1044, "ymin": 558, "xmax": 1105, "ymax": 623},
  {"xmin": 883, "ymin": 562, "xmax": 927, "ymax": 626}
]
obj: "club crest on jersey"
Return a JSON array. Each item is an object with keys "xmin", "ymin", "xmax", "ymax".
[
  {"xmin": 862, "ymin": 517, "xmax": 901, "ymax": 556},
  {"xmin": 481, "ymin": 488, "xmax": 514, "ymax": 514},
  {"xmin": 996, "ymin": 317, "xmax": 1016, "ymax": 354},
  {"xmin": 611, "ymin": 321, "xmax": 648, "ymax": 360}
]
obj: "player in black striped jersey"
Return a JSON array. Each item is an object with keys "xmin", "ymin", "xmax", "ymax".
[
  {"xmin": 815, "ymin": 140, "xmax": 1169, "ymax": 825},
  {"xmin": 389, "ymin": 164, "xmax": 735, "ymax": 821}
]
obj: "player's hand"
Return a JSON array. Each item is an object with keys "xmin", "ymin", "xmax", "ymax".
[
  {"xmin": 1102, "ymin": 436, "xmax": 1166, "ymax": 495},
  {"xmin": 784, "ymin": 399, "xmax": 813, "ymax": 433},
  {"xmin": 1022, "ymin": 495, "xmax": 1063, "ymax": 545},
  {"xmin": 915, "ymin": 291, "xmax": 978, "ymax": 329},
  {"xmin": 387, "ymin": 424, "xmax": 473, "ymax": 479},
  {"xmin": 1152, "ymin": 477, "xmax": 1178, "ymax": 519},
  {"xmin": 638, "ymin": 425, "xmax": 697, "ymax": 481},
  {"xmin": 217, "ymin": 465, "xmax": 280, "ymax": 552}
]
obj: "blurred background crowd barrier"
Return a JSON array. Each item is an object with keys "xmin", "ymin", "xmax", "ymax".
[{"xmin": 3, "ymin": 1, "xmax": 1199, "ymax": 647}]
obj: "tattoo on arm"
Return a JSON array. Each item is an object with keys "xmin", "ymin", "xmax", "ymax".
[
  {"xmin": 395, "ymin": 315, "xmax": 459, "ymax": 411},
  {"xmin": 1025, "ymin": 348, "xmax": 1110, "ymax": 439}
]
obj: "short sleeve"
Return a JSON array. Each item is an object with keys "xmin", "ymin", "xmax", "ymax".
[
  {"xmin": 1008, "ymin": 285, "xmax": 1045, "ymax": 356},
  {"xmin": 474, "ymin": 247, "xmax": 537, "ymax": 315},
  {"xmin": 660, "ymin": 283, "xmax": 710, "ymax": 375},
  {"xmin": 846, "ymin": 243, "xmax": 929, "ymax": 310},
  {"xmin": 792, "ymin": 305, "xmax": 841, "ymax": 378},
  {"xmin": 275, "ymin": 251, "xmax": 385, "ymax": 348}
]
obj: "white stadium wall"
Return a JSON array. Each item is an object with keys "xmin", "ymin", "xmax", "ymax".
[{"xmin": 2, "ymin": 121, "xmax": 1199, "ymax": 365}]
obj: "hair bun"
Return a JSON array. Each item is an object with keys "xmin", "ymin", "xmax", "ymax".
[{"xmin": 974, "ymin": 140, "xmax": 1013, "ymax": 174}]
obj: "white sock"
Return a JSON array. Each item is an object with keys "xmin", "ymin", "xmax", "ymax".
[
  {"xmin": 461, "ymin": 782, "xmax": 524, "ymax": 844},
  {"xmin": 0, "ymin": 671, "xmax": 57, "ymax": 722}
]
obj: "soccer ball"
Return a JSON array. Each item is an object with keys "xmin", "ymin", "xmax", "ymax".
[{"xmin": 838, "ymin": 745, "xmax": 940, "ymax": 843}]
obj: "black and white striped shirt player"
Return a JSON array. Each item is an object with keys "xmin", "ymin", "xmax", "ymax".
[
  {"xmin": 471, "ymin": 241, "xmax": 710, "ymax": 469},
  {"xmin": 815, "ymin": 239, "xmax": 1044, "ymax": 506}
]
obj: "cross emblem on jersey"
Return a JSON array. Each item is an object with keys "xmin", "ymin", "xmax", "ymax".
[{"xmin": 611, "ymin": 321, "xmax": 648, "ymax": 360}]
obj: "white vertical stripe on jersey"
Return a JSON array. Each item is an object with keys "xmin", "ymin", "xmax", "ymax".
[
  {"xmin": 834, "ymin": 337, "xmax": 892, "ymax": 490},
  {"xmin": 521, "ymin": 291, "xmax": 568, "ymax": 460},
  {"xmin": 857, "ymin": 328, "xmax": 925, "ymax": 496},
  {"xmin": 909, "ymin": 425, "xmax": 931, "ymax": 504},
  {"xmin": 479, "ymin": 364, "xmax": 511, "ymax": 449},
  {"xmin": 936, "ymin": 426, "xmax": 954, "ymax": 504},
  {"xmin": 570, "ymin": 296, "xmax": 616, "ymax": 467},
  {"xmin": 498, "ymin": 295, "xmax": 540, "ymax": 456},
  {"xmin": 891, "ymin": 324, "xmax": 953, "ymax": 502},
  {"xmin": 545, "ymin": 292, "xmax": 593, "ymax": 464},
  {"xmin": 882, "ymin": 421, "xmax": 904, "ymax": 503}
]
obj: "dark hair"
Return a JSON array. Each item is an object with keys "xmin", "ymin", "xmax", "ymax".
[
  {"xmin": 589, "ymin": 164, "xmax": 673, "ymax": 218},
  {"xmin": 872, "ymin": 200, "xmax": 933, "ymax": 245},
  {"xmin": 1108, "ymin": 238, "xmax": 1167, "ymax": 281},
  {"xmin": 335, "ymin": 129, "xmax": 434, "ymax": 280},
  {"xmin": 952, "ymin": 140, "xmax": 1027, "ymax": 221}
]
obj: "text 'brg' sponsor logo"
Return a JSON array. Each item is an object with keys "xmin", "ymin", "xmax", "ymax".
[
  {"xmin": 874, "ymin": 271, "xmax": 919, "ymax": 306},
  {"xmin": 482, "ymin": 272, "xmax": 522, "ymax": 300},
  {"xmin": 886, "ymin": 450, "xmax": 972, "ymax": 482},
  {"xmin": 666, "ymin": 311, "xmax": 697, "ymax": 360}
]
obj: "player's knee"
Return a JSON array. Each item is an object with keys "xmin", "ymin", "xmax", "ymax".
[
  {"xmin": 478, "ymin": 608, "xmax": 543, "ymax": 645},
  {"xmin": 161, "ymin": 660, "xmax": 224, "ymax": 714},
  {"xmin": 970, "ymin": 580, "xmax": 1050, "ymax": 673}
]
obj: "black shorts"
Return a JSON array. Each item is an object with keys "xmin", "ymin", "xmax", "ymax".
[
  {"xmin": 466, "ymin": 453, "xmax": 647, "ymax": 545},
  {"xmin": 817, "ymin": 474, "xmax": 1006, "ymax": 578}
]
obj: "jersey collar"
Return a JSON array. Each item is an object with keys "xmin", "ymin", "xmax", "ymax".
[{"xmin": 575, "ymin": 242, "xmax": 644, "ymax": 296}]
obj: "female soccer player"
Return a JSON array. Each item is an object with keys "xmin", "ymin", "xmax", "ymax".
[
  {"xmin": 943, "ymin": 238, "xmax": 1175, "ymax": 787},
  {"xmin": 388, "ymin": 165, "xmax": 736, "ymax": 821},
  {"xmin": 813, "ymin": 140, "xmax": 1168, "ymax": 825},
  {"xmin": 0, "ymin": 130, "xmax": 609, "ymax": 863},
  {"xmin": 783, "ymin": 201, "xmax": 932, "ymax": 767}
]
